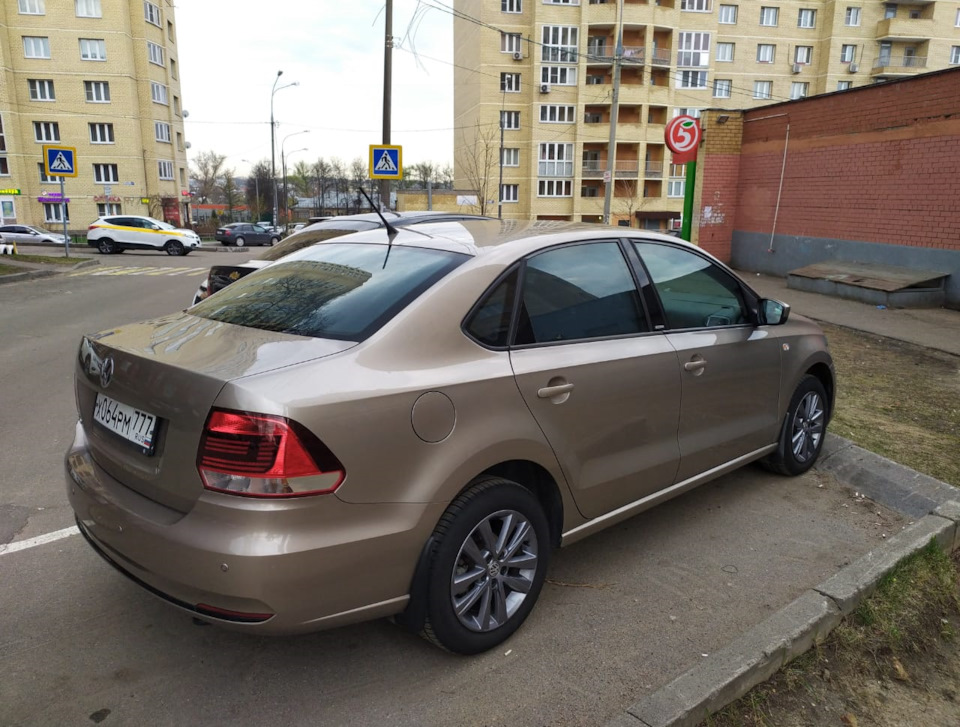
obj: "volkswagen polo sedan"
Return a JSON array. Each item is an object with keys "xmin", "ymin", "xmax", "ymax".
[{"xmin": 66, "ymin": 220, "xmax": 834, "ymax": 654}]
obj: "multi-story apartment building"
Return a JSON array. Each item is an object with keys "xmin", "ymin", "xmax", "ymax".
[
  {"xmin": 453, "ymin": 0, "xmax": 960, "ymax": 229},
  {"xmin": 0, "ymin": 0, "xmax": 189, "ymax": 230}
]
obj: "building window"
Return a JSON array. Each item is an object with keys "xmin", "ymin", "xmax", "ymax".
[
  {"xmin": 884, "ymin": 3, "xmax": 896, "ymax": 19},
  {"xmin": 757, "ymin": 44, "xmax": 776, "ymax": 63},
  {"xmin": 23, "ymin": 37, "xmax": 51, "ymax": 58},
  {"xmin": 759, "ymin": 6, "xmax": 778, "ymax": 26},
  {"xmin": 167, "ymin": 20, "xmax": 175, "ymax": 41},
  {"xmin": 93, "ymin": 163, "xmax": 119, "ymax": 183},
  {"xmin": 538, "ymin": 180, "xmax": 573, "ymax": 197},
  {"xmin": 158, "ymin": 160, "xmax": 174, "ymax": 180},
  {"xmin": 79, "ymin": 38, "xmax": 106, "ymax": 61},
  {"xmin": 28, "ymin": 79, "xmax": 55, "ymax": 101},
  {"xmin": 845, "ymin": 7, "xmax": 860, "ymax": 26},
  {"xmin": 713, "ymin": 79, "xmax": 731, "ymax": 98},
  {"xmin": 501, "ymin": 72, "xmax": 521, "ymax": 92},
  {"xmin": 754, "ymin": 80, "xmax": 773, "ymax": 99},
  {"xmin": 501, "ymin": 32, "xmax": 521, "ymax": 54},
  {"xmin": 84, "ymin": 81, "xmax": 110, "ymax": 103},
  {"xmin": 151, "ymin": 82, "xmax": 169, "ymax": 105},
  {"xmin": 33, "ymin": 121, "xmax": 60, "ymax": 142},
  {"xmin": 837, "ymin": 80, "xmax": 852, "ymax": 91},
  {"xmin": 179, "ymin": 168, "xmax": 186, "ymax": 186},
  {"xmin": 75, "ymin": 0, "xmax": 101, "ymax": 17},
  {"xmin": 677, "ymin": 32, "xmax": 711, "ymax": 67},
  {"xmin": 144, "ymin": 1, "xmax": 161, "ymax": 26},
  {"xmin": 795, "ymin": 46, "xmax": 812, "ymax": 64},
  {"xmin": 680, "ymin": 0, "xmax": 711, "ymax": 11},
  {"xmin": 840, "ymin": 44, "xmax": 856, "ymax": 63},
  {"xmin": 501, "ymin": 110, "xmax": 520, "ymax": 129},
  {"xmin": 674, "ymin": 107, "xmax": 702, "ymax": 118},
  {"xmin": 541, "ymin": 26, "xmax": 578, "ymax": 63},
  {"xmin": 170, "ymin": 58, "xmax": 178, "ymax": 79},
  {"xmin": 790, "ymin": 82, "xmax": 808, "ymax": 99},
  {"xmin": 539, "ymin": 105, "xmax": 576, "ymax": 123},
  {"xmin": 97, "ymin": 203, "xmax": 121, "ymax": 216},
  {"xmin": 581, "ymin": 186, "xmax": 599, "ymax": 198},
  {"xmin": 956, "ymin": 8, "xmax": 960, "ymax": 26},
  {"xmin": 538, "ymin": 143, "xmax": 574, "ymax": 176},
  {"xmin": 677, "ymin": 71, "xmax": 708, "ymax": 89},
  {"xmin": 89, "ymin": 122, "xmax": 114, "ymax": 144},
  {"xmin": 0, "ymin": 118, "xmax": 6, "ymax": 176},
  {"xmin": 716, "ymin": 42, "xmax": 734, "ymax": 62},
  {"xmin": 173, "ymin": 96, "xmax": 180, "ymax": 115},
  {"xmin": 718, "ymin": 4, "xmax": 737, "ymax": 23},
  {"xmin": 544, "ymin": 0, "xmax": 578, "ymax": 4},
  {"xmin": 38, "ymin": 162, "xmax": 61, "ymax": 183},
  {"xmin": 542, "ymin": 66, "xmax": 577, "ymax": 85},
  {"xmin": 155, "ymin": 122, "xmax": 171, "ymax": 143},
  {"xmin": 667, "ymin": 165, "xmax": 685, "ymax": 197},
  {"xmin": 797, "ymin": 9, "xmax": 816, "ymax": 28},
  {"xmin": 501, "ymin": 0, "xmax": 521, "ymax": 11},
  {"xmin": 176, "ymin": 132, "xmax": 183, "ymax": 151},
  {"xmin": 43, "ymin": 202, "xmax": 69, "ymax": 223},
  {"xmin": 500, "ymin": 184, "xmax": 519, "ymax": 203},
  {"xmin": 18, "ymin": 0, "xmax": 44, "ymax": 14},
  {"xmin": 147, "ymin": 42, "xmax": 164, "ymax": 66},
  {"xmin": 502, "ymin": 148, "xmax": 519, "ymax": 166}
]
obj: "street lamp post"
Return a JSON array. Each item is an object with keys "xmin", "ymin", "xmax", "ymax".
[
  {"xmin": 282, "ymin": 146, "xmax": 308, "ymax": 226},
  {"xmin": 241, "ymin": 159, "xmax": 259, "ymax": 222},
  {"xmin": 270, "ymin": 70, "xmax": 299, "ymax": 228},
  {"xmin": 280, "ymin": 130, "xmax": 309, "ymax": 225}
]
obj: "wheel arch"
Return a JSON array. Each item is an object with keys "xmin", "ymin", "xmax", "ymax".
[{"xmin": 805, "ymin": 361, "xmax": 835, "ymax": 422}]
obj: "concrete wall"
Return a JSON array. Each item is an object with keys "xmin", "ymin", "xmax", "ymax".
[{"xmin": 696, "ymin": 67, "xmax": 960, "ymax": 307}]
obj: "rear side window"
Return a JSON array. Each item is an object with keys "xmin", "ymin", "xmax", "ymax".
[
  {"xmin": 190, "ymin": 243, "xmax": 468, "ymax": 341},
  {"xmin": 260, "ymin": 220, "xmax": 380, "ymax": 261},
  {"xmin": 464, "ymin": 269, "xmax": 519, "ymax": 348}
]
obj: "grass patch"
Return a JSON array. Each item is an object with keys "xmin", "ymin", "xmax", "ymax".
[
  {"xmin": 702, "ymin": 544, "xmax": 960, "ymax": 727},
  {"xmin": 0, "ymin": 263, "xmax": 22, "ymax": 276},
  {"xmin": 823, "ymin": 323, "xmax": 960, "ymax": 486},
  {"xmin": 7, "ymin": 253, "xmax": 83, "ymax": 265}
]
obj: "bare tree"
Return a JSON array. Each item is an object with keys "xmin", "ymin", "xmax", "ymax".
[
  {"xmin": 615, "ymin": 180, "xmax": 640, "ymax": 227},
  {"xmin": 349, "ymin": 157, "xmax": 367, "ymax": 212},
  {"xmin": 438, "ymin": 164, "xmax": 454, "ymax": 189},
  {"xmin": 245, "ymin": 161, "xmax": 272, "ymax": 224},
  {"xmin": 312, "ymin": 158, "xmax": 332, "ymax": 215},
  {"xmin": 457, "ymin": 121, "xmax": 500, "ymax": 216},
  {"xmin": 191, "ymin": 150, "xmax": 227, "ymax": 203},
  {"xmin": 408, "ymin": 161, "xmax": 437, "ymax": 189},
  {"xmin": 329, "ymin": 158, "xmax": 347, "ymax": 214}
]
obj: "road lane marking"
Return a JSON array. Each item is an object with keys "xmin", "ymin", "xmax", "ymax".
[
  {"xmin": 0, "ymin": 526, "xmax": 79, "ymax": 556},
  {"xmin": 67, "ymin": 266, "xmax": 207, "ymax": 278}
]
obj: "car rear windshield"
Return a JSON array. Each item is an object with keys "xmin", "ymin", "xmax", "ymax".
[
  {"xmin": 189, "ymin": 243, "xmax": 468, "ymax": 341},
  {"xmin": 260, "ymin": 221, "xmax": 380, "ymax": 261}
]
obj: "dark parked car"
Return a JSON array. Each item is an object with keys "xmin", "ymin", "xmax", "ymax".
[{"xmin": 214, "ymin": 223, "xmax": 281, "ymax": 247}]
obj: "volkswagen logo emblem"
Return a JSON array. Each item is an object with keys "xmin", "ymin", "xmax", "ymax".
[{"xmin": 100, "ymin": 356, "xmax": 115, "ymax": 389}]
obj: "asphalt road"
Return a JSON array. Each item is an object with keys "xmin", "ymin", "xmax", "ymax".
[{"xmin": 0, "ymin": 254, "xmax": 907, "ymax": 726}]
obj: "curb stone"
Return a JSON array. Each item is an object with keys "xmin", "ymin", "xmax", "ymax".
[{"xmin": 607, "ymin": 436, "xmax": 959, "ymax": 727}]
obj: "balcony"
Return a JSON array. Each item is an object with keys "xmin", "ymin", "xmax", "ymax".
[
  {"xmin": 585, "ymin": 45, "xmax": 646, "ymax": 64},
  {"xmin": 644, "ymin": 161, "xmax": 664, "ymax": 179},
  {"xmin": 872, "ymin": 54, "xmax": 928, "ymax": 77},
  {"xmin": 875, "ymin": 17, "xmax": 934, "ymax": 42},
  {"xmin": 582, "ymin": 160, "xmax": 640, "ymax": 179},
  {"xmin": 649, "ymin": 48, "xmax": 671, "ymax": 66}
]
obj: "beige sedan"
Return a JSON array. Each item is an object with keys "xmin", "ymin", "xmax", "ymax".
[{"xmin": 66, "ymin": 219, "xmax": 833, "ymax": 654}]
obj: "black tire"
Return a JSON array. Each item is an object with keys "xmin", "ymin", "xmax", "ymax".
[
  {"xmin": 97, "ymin": 238, "xmax": 116, "ymax": 254},
  {"xmin": 762, "ymin": 375, "xmax": 828, "ymax": 476},
  {"xmin": 164, "ymin": 240, "xmax": 185, "ymax": 256},
  {"xmin": 234, "ymin": 237, "xmax": 245, "ymax": 248},
  {"xmin": 421, "ymin": 476, "xmax": 550, "ymax": 655}
]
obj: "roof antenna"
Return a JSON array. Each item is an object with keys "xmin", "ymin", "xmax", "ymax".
[{"xmin": 358, "ymin": 186, "xmax": 398, "ymax": 268}]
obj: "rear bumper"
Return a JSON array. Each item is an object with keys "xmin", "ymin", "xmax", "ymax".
[{"xmin": 65, "ymin": 422, "xmax": 444, "ymax": 634}]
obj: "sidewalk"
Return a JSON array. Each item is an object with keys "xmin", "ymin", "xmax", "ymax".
[{"xmin": 742, "ymin": 271, "xmax": 960, "ymax": 357}]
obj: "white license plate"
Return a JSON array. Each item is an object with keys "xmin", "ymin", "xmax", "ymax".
[{"xmin": 93, "ymin": 393, "xmax": 157, "ymax": 452}]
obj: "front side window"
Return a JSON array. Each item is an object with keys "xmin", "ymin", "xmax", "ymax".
[
  {"xmin": 759, "ymin": 6, "xmax": 778, "ymax": 26},
  {"xmin": 84, "ymin": 80, "xmax": 110, "ymax": 102},
  {"xmin": 718, "ymin": 4, "xmax": 737, "ymax": 23},
  {"xmin": 19, "ymin": 0, "xmax": 44, "ymax": 14},
  {"xmin": 33, "ymin": 121, "xmax": 59, "ymax": 142},
  {"xmin": 636, "ymin": 243, "xmax": 747, "ymax": 329},
  {"xmin": 501, "ymin": 32, "xmax": 521, "ymax": 54},
  {"xmin": 797, "ymin": 8, "xmax": 816, "ymax": 28},
  {"xmin": 190, "ymin": 243, "xmax": 468, "ymax": 341},
  {"xmin": 754, "ymin": 80, "xmax": 773, "ymax": 99},
  {"xmin": 845, "ymin": 6, "xmax": 860, "ymax": 26},
  {"xmin": 501, "ymin": 72, "xmax": 521, "ymax": 92},
  {"xmin": 501, "ymin": 110, "xmax": 520, "ymax": 129},
  {"xmin": 716, "ymin": 42, "xmax": 734, "ymax": 62},
  {"xmin": 541, "ymin": 25, "xmax": 578, "ymax": 63},
  {"xmin": 23, "ymin": 36, "xmax": 51, "ymax": 58},
  {"xmin": 28, "ymin": 79, "xmax": 55, "ymax": 101},
  {"xmin": 76, "ymin": 0, "xmax": 101, "ymax": 17},
  {"xmin": 757, "ymin": 44, "xmax": 776, "ymax": 63},
  {"xmin": 515, "ymin": 242, "xmax": 647, "ymax": 345},
  {"xmin": 80, "ymin": 38, "xmax": 106, "ymax": 60},
  {"xmin": 93, "ymin": 163, "xmax": 119, "ymax": 183},
  {"xmin": 89, "ymin": 122, "xmax": 114, "ymax": 143},
  {"xmin": 500, "ymin": 184, "xmax": 519, "ymax": 202},
  {"xmin": 539, "ymin": 143, "xmax": 574, "ymax": 176},
  {"xmin": 539, "ymin": 105, "xmax": 576, "ymax": 123},
  {"xmin": 713, "ymin": 79, "xmax": 732, "ymax": 98}
]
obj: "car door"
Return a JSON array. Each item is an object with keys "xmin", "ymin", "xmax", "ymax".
[
  {"xmin": 250, "ymin": 225, "xmax": 269, "ymax": 244},
  {"xmin": 633, "ymin": 242, "xmax": 782, "ymax": 482},
  {"xmin": 507, "ymin": 240, "xmax": 682, "ymax": 520}
]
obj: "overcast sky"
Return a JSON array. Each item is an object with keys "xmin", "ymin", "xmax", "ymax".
[{"xmin": 176, "ymin": 1, "xmax": 457, "ymax": 177}]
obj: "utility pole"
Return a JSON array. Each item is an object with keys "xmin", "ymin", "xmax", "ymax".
[
  {"xmin": 602, "ymin": 0, "xmax": 624, "ymax": 225},
  {"xmin": 380, "ymin": 0, "xmax": 393, "ymax": 210}
]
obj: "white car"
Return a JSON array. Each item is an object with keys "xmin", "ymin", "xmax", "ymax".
[
  {"xmin": 86, "ymin": 215, "xmax": 201, "ymax": 256},
  {"xmin": 0, "ymin": 224, "xmax": 70, "ymax": 245}
]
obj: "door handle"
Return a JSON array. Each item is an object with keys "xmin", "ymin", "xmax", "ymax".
[
  {"xmin": 683, "ymin": 358, "xmax": 707, "ymax": 372},
  {"xmin": 537, "ymin": 383, "xmax": 575, "ymax": 399}
]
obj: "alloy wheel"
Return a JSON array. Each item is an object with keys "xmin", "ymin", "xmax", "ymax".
[{"xmin": 790, "ymin": 391, "xmax": 824, "ymax": 463}]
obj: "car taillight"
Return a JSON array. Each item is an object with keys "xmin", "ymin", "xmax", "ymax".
[
  {"xmin": 223, "ymin": 229, "xmax": 232, "ymax": 235},
  {"xmin": 88, "ymin": 224, "xmax": 99, "ymax": 230},
  {"xmin": 197, "ymin": 409, "xmax": 344, "ymax": 497}
]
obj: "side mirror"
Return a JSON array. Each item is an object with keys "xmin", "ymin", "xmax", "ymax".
[{"xmin": 760, "ymin": 299, "xmax": 790, "ymax": 326}]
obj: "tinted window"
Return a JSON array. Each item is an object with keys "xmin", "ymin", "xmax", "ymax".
[
  {"xmin": 635, "ymin": 243, "xmax": 747, "ymax": 329},
  {"xmin": 515, "ymin": 242, "xmax": 647, "ymax": 345},
  {"xmin": 464, "ymin": 269, "xmax": 518, "ymax": 348},
  {"xmin": 190, "ymin": 243, "xmax": 468, "ymax": 341},
  {"xmin": 259, "ymin": 220, "xmax": 380, "ymax": 262}
]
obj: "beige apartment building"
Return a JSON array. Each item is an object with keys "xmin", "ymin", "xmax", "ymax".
[
  {"xmin": 0, "ymin": 0, "xmax": 189, "ymax": 230},
  {"xmin": 453, "ymin": 0, "xmax": 960, "ymax": 229}
]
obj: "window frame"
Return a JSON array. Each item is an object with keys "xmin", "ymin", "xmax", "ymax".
[
  {"xmin": 539, "ymin": 104, "xmax": 576, "ymax": 123},
  {"xmin": 718, "ymin": 4, "xmax": 737, "ymax": 23},
  {"xmin": 151, "ymin": 81, "xmax": 169, "ymax": 105},
  {"xmin": 89, "ymin": 122, "xmax": 115, "ymax": 144},
  {"xmin": 845, "ymin": 6, "xmax": 861, "ymax": 26},
  {"xmin": 501, "ymin": 72, "xmax": 521, "ymax": 93},
  {"xmin": 501, "ymin": 32, "xmax": 521, "ymax": 54},
  {"xmin": 501, "ymin": 0, "xmax": 521, "ymax": 11},
  {"xmin": 759, "ymin": 6, "xmax": 779, "ymax": 26},
  {"xmin": 93, "ymin": 163, "xmax": 119, "ymax": 183},
  {"xmin": 753, "ymin": 80, "xmax": 773, "ymax": 100},
  {"xmin": 33, "ymin": 121, "xmax": 60, "ymax": 143},
  {"xmin": 795, "ymin": 46, "xmax": 812, "ymax": 64},
  {"xmin": 716, "ymin": 42, "xmax": 735, "ymax": 62},
  {"xmin": 155, "ymin": 121, "xmax": 172, "ymax": 143},
  {"xmin": 757, "ymin": 43, "xmax": 776, "ymax": 63},
  {"xmin": 541, "ymin": 25, "xmax": 579, "ymax": 64},
  {"xmin": 144, "ymin": 1, "xmax": 161, "ymax": 26},
  {"xmin": 840, "ymin": 44, "xmax": 856, "ymax": 63},
  {"xmin": 501, "ymin": 110, "xmax": 520, "ymax": 130},
  {"xmin": 147, "ymin": 41, "xmax": 165, "ymax": 66},
  {"xmin": 75, "ymin": 0, "xmax": 101, "ymax": 17},
  {"xmin": 84, "ymin": 80, "xmax": 111, "ymax": 103},
  {"xmin": 951, "ymin": 46, "xmax": 960, "ymax": 65},
  {"xmin": 43, "ymin": 202, "xmax": 69, "ymax": 224},
  {"xmin": 538, "ymin": 142, "xmax": 574, "ymax": 177},
  {"xmin": 18, "ymin": 0, "xmax": 45, "ymax": 14},
  {"xmin": 680, "ymin": 0, "xmax": 712, "ymax": 11},
  {"xmin": 677, "ymin": 70, "xmax": 708, "ymax": 89},
  {"xmin": 79, "ymin": 38, "xmax": 107, "ymax": 61},
  {"xmin": 797, "ymin": 8, "xmax": 816, "ymax": 28},
  {"xmin": 790, "ymin": 81, "xmax": 809, "ymax": 99},
  {"xmin": 23, "ymin": 36, "xmax": 51, "ymax": 59},
  {"xmin": 38, "ymin": 162, "xmax": 61, "ymax": 183},
  {"xmin": 28, "ymin": 79, "xmax": 55, "ymax": 101},
  {"xmin": 502, "ymin": 148, "xmax": 520, "ymax": 167},
  {"xmin": 500, "ymin": 184, "xmax": 519, "ymax": 203},
  {"xmin": 713, "ymin": 79, "xmax": 732, "ymax": 98},
  {"xmin": 158, "ymin": 160, "xmax": 174, "ymax": 180}
]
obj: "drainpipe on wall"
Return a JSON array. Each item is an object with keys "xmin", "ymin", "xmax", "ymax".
[{"xmin": 744, "ymin": 113, "xmax": 790, "ymax": 254}]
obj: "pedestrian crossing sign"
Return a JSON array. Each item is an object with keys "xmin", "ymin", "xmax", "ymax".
[
  {"xmin": 369, "ymin": 145, "xmax": 403, "ymax": 180},
  {"xmin": 43, "ymin": 145, "xmax": 78, "ymax": 178}
]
